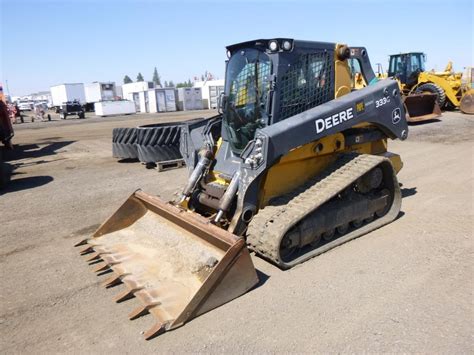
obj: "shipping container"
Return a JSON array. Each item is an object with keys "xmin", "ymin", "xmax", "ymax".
[
  {"xmin": 148, "ymin": 89, "xmax": 177, "ymax": 113},
  {"xmin": 193, "ymin": 79, "xmax": 225, "ymax": 109},
  {"xmin": 94, "ymin": 100, "xmax": 136, "ymax": 116},
  {"xmin": 121, "ymin": 81, "xmax": 155, "ymax": 101},
  {"xmin": 175, "ymin": 87, "xmax": 203, "ymax": 111}
]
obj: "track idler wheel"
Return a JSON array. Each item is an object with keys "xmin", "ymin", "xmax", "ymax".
[
  {"xmin": 322, "ymin": 228, "xmax": 336, "ymax": 241},
  {"xmin": 279, "ymin": 229, "xmax": 298, "ymax": 261},
  {"xmin": 336, "ymin": 223, "xmax": 349, "ymax": 235}
]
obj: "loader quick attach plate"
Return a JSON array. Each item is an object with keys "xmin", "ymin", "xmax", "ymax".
[{"xmin": 75, "ymin": 191, "xmax": 258, "ymax": 340}]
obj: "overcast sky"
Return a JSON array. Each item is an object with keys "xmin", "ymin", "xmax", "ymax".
[{"xmin": 1, "ymin": 0, "xmax": 472, "ymax": 96}]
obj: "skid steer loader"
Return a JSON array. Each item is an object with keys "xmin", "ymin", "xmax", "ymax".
[{"xmin": 77, "ymin": 39, "xmax": 408, "ymax": 340}]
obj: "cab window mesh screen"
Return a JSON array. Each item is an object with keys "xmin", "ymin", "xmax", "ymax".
[
  {"xmin": 231, "ymin": 62, "xmax": 271, "ymax": 107},
  {"xmin": 279, "ymin": 51, "xmax": 334, "ymax": 120}
]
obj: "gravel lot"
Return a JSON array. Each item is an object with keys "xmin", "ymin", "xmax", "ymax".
[{"xmin": 1, "ymin": 110, "xmax": 472, "ymax": 353}]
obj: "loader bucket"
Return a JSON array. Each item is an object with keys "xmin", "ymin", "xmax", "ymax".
[
  {"xmin": 404, "ymin": 93, "xmax": 442, "ymax": 122},
  {"xmin": 76, "ymin": 190, "xmax": 259, "ymax": 340},
  {"xmin": 460, "ymin": 89, "xmax": 474, "ymax": 114}
]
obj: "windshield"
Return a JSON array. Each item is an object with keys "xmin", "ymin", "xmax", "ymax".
[
  {"xmin": 389, "ymin": 53, "xmax": 425, "ymax": 77},
  {"xmin": 408, "ymin": 53, "xmax": 425, "ymax": 74},
  {"xmin": 224, "ymin": 48, "xmax": 271, "ymax": 152}
]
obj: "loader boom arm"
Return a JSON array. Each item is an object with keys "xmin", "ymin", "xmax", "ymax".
[
  {"xmin": 229, "ymin": 79, "xmax": 408, "ymax": 232},
  {"xmin": 242, "ymin": 79, "xmax": 406, "ymax": 172}
]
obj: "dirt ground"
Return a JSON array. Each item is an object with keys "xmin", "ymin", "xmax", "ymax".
[{"xmin": 1, "ymin": 110, "xmax": 472, "ymax": 353}]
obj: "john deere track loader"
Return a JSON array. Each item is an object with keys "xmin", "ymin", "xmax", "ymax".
[{"xmin": 77, "ymin": 39, "xmax": 408, "ymax": 340}]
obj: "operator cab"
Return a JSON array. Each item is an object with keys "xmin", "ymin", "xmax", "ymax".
[
  {"xmin": 221, "ymin": 39, "xmax": 336, "ymax": 154},
  {"xmin": 388, "ymin": 52, "xmax": 426, "ymax": 86}
]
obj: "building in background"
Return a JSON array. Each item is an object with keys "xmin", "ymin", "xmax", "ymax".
[{"xmin": 121, "ymin": 81, "xmax": 156, "ymax": 113}]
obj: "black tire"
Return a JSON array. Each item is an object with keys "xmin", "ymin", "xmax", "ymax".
[
  {"xmin": 112, "ymin": 118, "xmax": 207, "ymax": 164},
  {"xmin": 112, "ymin": 127, "xmax": 138, "ymax": 159},
  {"xmin": 78, "ymin": 112, "xmax": 85, "ymax": 119},
  {"xmin": 136, "ymin": 123, "xmax": 182, "ymax": 163},
  {"xmin": 443, "ymin": 100, "xmax": 456, "ymax": 111},
  {"xmin": 415, "ymin": 83, "xmax": 446, "ymax": 108}
]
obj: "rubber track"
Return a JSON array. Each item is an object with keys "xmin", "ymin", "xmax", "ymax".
[
  {"xmin": 112, "ymin": 127, "xmax": 138, "ymax": 159},
  {"xmin": 246, "ymin": 154, "xmax": 401, "ymax": 269}
]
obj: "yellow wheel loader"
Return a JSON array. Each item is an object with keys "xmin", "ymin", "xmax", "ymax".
[
  {"xmin": 77, "ymin": 39, "xmax": 408, "ymax": 340},
  {"xmin": 387, "ymin": 53, "xmax": 474, "ymax": 119}
]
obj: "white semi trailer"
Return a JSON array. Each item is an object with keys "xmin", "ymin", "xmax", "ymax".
[{"xmin": 50, "ymin": 83, "xmax": 86, "ymax": 112}]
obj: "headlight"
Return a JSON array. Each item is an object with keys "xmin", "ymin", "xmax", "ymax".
[
  {"xmin": 282, "ymin": 40, "xmax": 292, "ymax": 51},
  {"xmin": 226, "ymin": 50, "xmax": 231, "ymax": 58},
  {"xmin": 268, "ymin": 40, "xmax": 278, "ymax": 52}
]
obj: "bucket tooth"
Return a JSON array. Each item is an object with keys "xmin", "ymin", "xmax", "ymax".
[
  {"xmin": 114, "ymin": 287, "xmax": 142, "ymax": 303},
  {"xmin": 93, "ymin": 262, "xmax": 110, "ymax": 273},
  {"xmin": 85, "ymin": 252, "xmax": 101, "ymax": 262},
  {"xmin": 101, "ymin": 273, "xmax": 123, "ymax": 288},
  {"xmin": 129, "ymin": 305, "xmax": 148, "ymax": 320},
  {"xmin": 79, "ymin": 245, "xmax": 94, "ymax": 255},
  {"xmin": 128, "ymin": 303, "xmax": 160, "ymax": 320},
  {"xmin": 144, "ymin": 322, "xmax": 165, "ymax": 340},
  {"xmin": 74, "ymin": 238, "xmax": 89, "ymax": 247}
]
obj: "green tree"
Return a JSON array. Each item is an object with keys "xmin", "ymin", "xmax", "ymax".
[
  {"xmin": 136, "ymin": 72, "xmax": 144, "ymax": 82},
  {"xmin": 169, "ymin": 80, "xmax": 175, "ymax": 87},
  {"xmin": 152, "ymin": 67, "xmax": 161, "ymax": 86},
  {"xmin": 123, "ymin": 75, "xmax": 133, "ymax": 84},
  {"xmin": 176, "ymin": 81, "xmax": 193, "ymax": 88},
  {"xmin": 164, "ymin": 80, "xmax": 169, "ymax": 87}
]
